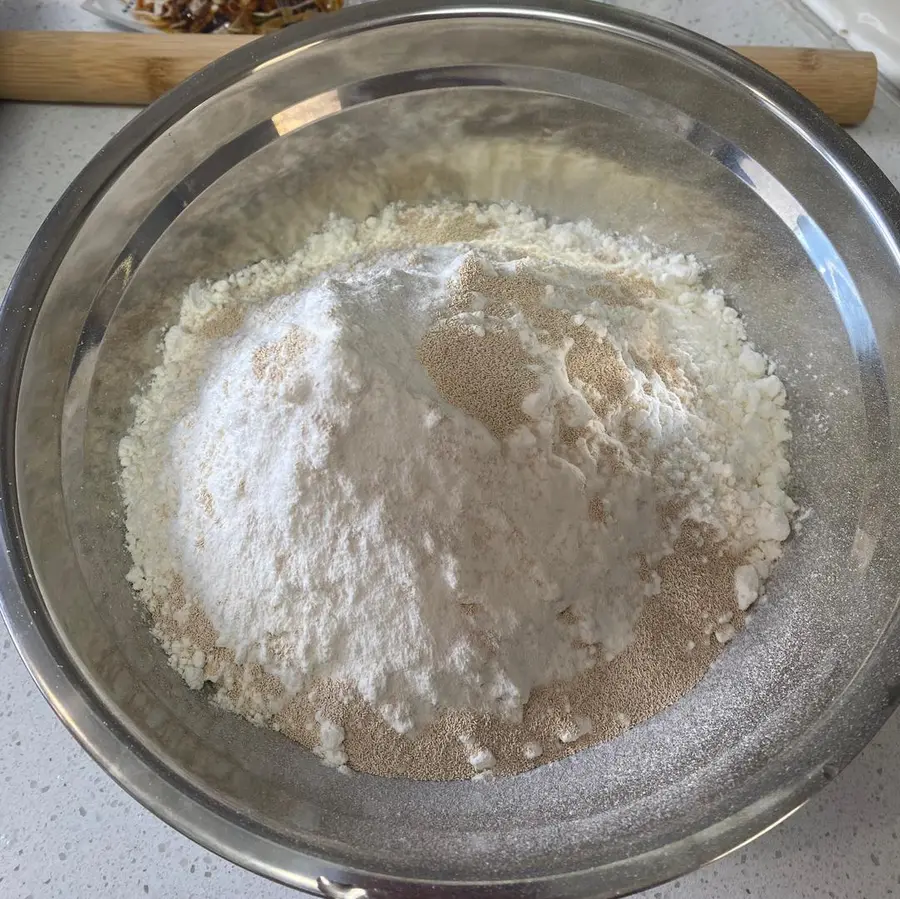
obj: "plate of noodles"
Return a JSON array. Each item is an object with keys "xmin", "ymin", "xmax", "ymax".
[{"xmin": 81, "ymin": 0, "xmax": 343, "ymax": 34}]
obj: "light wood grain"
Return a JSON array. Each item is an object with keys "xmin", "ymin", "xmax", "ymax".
[
  {"xmin": 0, "ymin": 31, "xmax": 879, "ymax": 125},
  {"xmin": 734, "ymin": 45, "xmax": 877, "ymax": 126},
  {"xmin": 0, "ymin": 32, "xmax": 255, "ymax": 106}
]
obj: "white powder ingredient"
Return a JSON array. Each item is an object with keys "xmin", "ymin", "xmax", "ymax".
[
  {"xmin": 734, "ymin": 563, "xmax": 762, "ymax": 610},
  {"xmin": 313, "ymin": 715, "xmax": 348, "ymax": 769},
  {"xmin": 558, "ymin": 715, "xmax": 594, "ymax": 744},
  {"xmin": 119, "ymin": 201, "xmax": 794, "ymax": 777},
  {"xmin": 468, "ymin": 748, "xmax": 497, "ymax": 773},
  {"xmin": 715, "ymin": 623, "xmax": 738, "ymax": 645},
  {"xmin": 523, "ymin": 742, "xmax": 543, "ymax": 760}
]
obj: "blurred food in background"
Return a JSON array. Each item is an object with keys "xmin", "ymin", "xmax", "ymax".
[{"xmin": 86, "ymin": 0, "xmax": 343, "ymax": 34}]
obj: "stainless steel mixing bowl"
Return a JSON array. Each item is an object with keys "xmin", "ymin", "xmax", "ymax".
[{"xmin": 4, "ymin": 1, "xmax": 900, "ymax": 896}]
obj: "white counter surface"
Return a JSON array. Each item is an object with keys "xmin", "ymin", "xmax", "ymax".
[{"xmin": 2, "ymin": 1, "xmax": 900, "ymax": 897}]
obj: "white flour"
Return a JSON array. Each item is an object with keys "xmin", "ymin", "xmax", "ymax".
[{"xmin": 120, "ymin": 201, "xmax": 794, "ymax": 757}]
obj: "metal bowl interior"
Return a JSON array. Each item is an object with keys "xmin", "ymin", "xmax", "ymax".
[{"xmin": 4, "ymin": 2, "xmax": 900, "ymax": 896}]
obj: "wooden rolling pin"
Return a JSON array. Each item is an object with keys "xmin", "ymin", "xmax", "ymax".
[{"xmin": 0, "ymin": 31, "xmax": 878, "ymax": 125}]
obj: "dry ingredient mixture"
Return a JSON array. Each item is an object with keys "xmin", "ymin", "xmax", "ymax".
[{"xmin": 119, "ymin": 201, "xmax": 795, "ymax": 779}]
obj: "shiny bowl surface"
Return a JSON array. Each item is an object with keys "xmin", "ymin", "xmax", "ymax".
[{"xmin": 3, "ymin": 1, "xmax": 900, "ymax": 896}]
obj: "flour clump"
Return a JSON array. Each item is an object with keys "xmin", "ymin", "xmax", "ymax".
[{"xmin": 119, "ymin": 201, "xmax": 795, "ymax": 779}]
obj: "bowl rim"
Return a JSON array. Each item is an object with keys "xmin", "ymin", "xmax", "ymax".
[{"xmin": 3, "ymin": 1, "xmax": 900, "ymax": 896}]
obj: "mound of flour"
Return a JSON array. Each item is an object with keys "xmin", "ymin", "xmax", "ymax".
[{"xmin": 119, "ymin": 201, "xmax": 794, "ymax": 752}]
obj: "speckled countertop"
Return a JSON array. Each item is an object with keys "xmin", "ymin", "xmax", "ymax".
[{"xmin": 2, "ymin": 1, "xmax": 900, "ymax": 897}]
